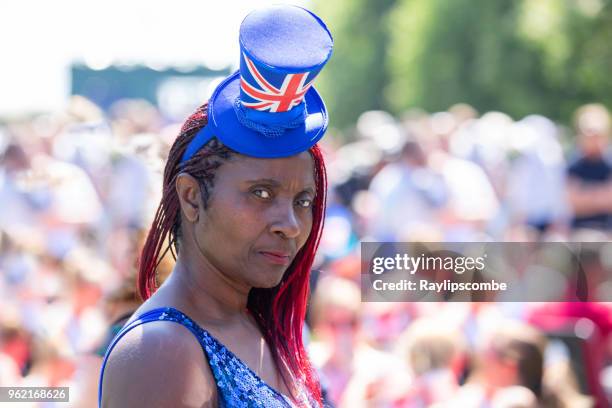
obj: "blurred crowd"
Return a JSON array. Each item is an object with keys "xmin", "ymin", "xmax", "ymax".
[{"xmin": 1, "ymin": 96, "xmax": 612, "ymax": 407}]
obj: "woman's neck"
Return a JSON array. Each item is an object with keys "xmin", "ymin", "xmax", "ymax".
[{"xmin": 163, "ymin": 250, "xmax": 251, "ymax": 324}]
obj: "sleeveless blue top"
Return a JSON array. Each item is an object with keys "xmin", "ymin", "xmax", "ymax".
[{"xmin": 98, "ymin": 306, "xmax": 313, "ymax": 407}]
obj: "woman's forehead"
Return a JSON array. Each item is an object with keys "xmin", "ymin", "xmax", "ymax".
[{"xmin": 219, "ymin": 151, "xmax": 315, "ymax": 186}]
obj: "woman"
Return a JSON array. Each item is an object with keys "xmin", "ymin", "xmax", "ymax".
[{"xmin": 98, "ymin": 5, "xmax": 333, "ymax": 407}]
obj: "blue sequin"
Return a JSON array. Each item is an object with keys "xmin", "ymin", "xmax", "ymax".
[{"xmin": 99, "ymin": 306, "xmax": 313, "ymax": 408}]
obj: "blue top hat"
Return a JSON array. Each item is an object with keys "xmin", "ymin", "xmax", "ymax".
[{"xmin": 181, "ymin": 5, "xmax": 333, "ymax": 164}]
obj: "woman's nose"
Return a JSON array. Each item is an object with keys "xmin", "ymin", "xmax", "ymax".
[{"xmin": 270, "ymin": 200, "xmax": 301, "ymax": 239}]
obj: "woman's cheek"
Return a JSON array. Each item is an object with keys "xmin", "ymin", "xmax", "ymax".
[
  {"xmin": 231, "ymin": 200, "xmax": 265, "ymax": 235},
  {"xmin": 298, "ymin": 212, "xmax": 314, "ymax": 245}
]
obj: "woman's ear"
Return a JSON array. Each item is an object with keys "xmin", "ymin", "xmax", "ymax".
[{"xmin": 176, "ymin": 173, "xmax": 202, "ymax": 223}]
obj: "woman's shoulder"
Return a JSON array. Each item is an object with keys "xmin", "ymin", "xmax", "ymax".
[{"xmin": 101, "ymin": 313, "xmax": 217, "ymax": 407}]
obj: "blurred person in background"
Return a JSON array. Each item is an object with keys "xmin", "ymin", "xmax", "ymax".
[
  {"xmin": 108, "ymin": 99, "xmax": 163, "ymax": 141},
  {"xmin": 506, "ymin": 115, "xmax": 569, "ymax": 237},
  {"xmin": 361, "ymin": 302, "xmax": 413, "ymax": 353},
  {"xmin": 309, "ymin": 276, "xmax": 363, "ymax": 405},
  {"xmin": 527, "ymin": 243, "xmax": 612, "ymax": 407},
  {"xmin": 392, "ymin": 317, "xmax": 467, "ymax": 407},
  {"xmin": 452, "ymin": 111, "xmax": 513, "ymax": 200},
  {"xmin": 0, "ymin": 142, "xmax": 36, "ymax": 230},
  {"xmin": 0, "ymin": 320, "xmax": 30, "ymax": 384},
  {"xmin": 19, "ymin": 336, "xmax": 75, "ymax": 388},
  {"xmin": 427, "ymin": 112, "xmax": 500, "ymax": 241},
  {"xmin": 367, "ymin": 139, "xmax": 448, "ymax": 241},
  {"xmin": 451, "ymin": 322, "xmax": 582, "ymax": 408},
  {"xmin": 338, "ymin": 302, "xmax": 413, "ymax": 408},
  {"xmin": 566, "ymin": 103, "xmax": 612, "ymax": 231}
]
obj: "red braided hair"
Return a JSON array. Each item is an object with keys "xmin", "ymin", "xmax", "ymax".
[{"xmin": 137, "ymin": 103, "xmax": 326, "ymax": 405}]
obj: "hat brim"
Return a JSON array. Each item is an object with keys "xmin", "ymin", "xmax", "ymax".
[{"xmin": 208, "ymin": 71, "xmax": 328, "ymax": 158}]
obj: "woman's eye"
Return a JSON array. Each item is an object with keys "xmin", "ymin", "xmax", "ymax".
[
  {"xmin": 253, "ymin": 189, "xmax": 271, "ymax": 199},
  {"xmin": 296, "ymin": 198, "xmax": 313, "ymax": 208}
]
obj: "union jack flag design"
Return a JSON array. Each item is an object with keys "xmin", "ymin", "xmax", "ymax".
[{"xmin": 239, "ymin": 53, "xmax": 318, "ymax": 113}]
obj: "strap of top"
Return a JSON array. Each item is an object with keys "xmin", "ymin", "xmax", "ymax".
[{"xmin": 97, "ymin": 308, "xmax": 184, "ymax": 408}]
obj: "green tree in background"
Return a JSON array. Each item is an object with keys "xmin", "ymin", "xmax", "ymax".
[
  {"xmin": 313, "ymin": 0, "xmax": 398, "ymax": 130},
  {"xmin": 386, "ymin": 0, "xmax": 551, "ymax": 118},
  {"xmin": 313, "ymin": 0, "xmax": 612, "ymax": 130}
]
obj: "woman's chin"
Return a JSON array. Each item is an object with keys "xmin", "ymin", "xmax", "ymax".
[{"xmin": 250, "ymin": 270, "xmax": 288, "ymax": 289}]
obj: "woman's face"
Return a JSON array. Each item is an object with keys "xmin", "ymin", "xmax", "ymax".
[{"xmin": 191, "ymin": 151, "xmax": 316, "ymax": 289}]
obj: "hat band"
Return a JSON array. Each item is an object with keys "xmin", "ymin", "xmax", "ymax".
[
  {"xmin": 180, "ymin": 124, "xmax": 215, "ymax": 165},
  {"xmin": 179, "ymin": 98, "xmax": 309, "ymax": 164},
  {"xmin": 234, "ymin": 98, "xmax": 306, "ymax": 139}
]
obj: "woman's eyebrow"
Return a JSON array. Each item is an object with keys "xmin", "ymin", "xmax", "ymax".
[
  {"xmin": 245, "ymin": 178, "xmax": 315, "ymax": 193},
  {"xmin": 245, "ymin": 178, "xmax": 281, "ymax": 187}
]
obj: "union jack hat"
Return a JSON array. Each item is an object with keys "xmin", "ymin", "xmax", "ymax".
[{"xmin": 181, "ymin": 5, "xmax": 333, "ymax": 163}]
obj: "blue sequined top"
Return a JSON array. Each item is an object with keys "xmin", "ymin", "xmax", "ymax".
[{"xmin": 98, "ymin": 306, "xmax": 313, "ymax": 407}]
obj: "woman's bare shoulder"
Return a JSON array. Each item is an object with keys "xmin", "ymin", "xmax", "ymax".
[{"xmin": 101, "ymin": 319, "xmax": 217, "ymax": 408}]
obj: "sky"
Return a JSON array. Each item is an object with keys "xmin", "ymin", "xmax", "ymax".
[{"xmin": 0, "ymin": 0, "xmax": 309, "ymax": 116}]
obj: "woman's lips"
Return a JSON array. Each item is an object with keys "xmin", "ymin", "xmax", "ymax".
[{"xmin": 259, "ymin": 251, "xmax": 291, "ymax": 265}]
